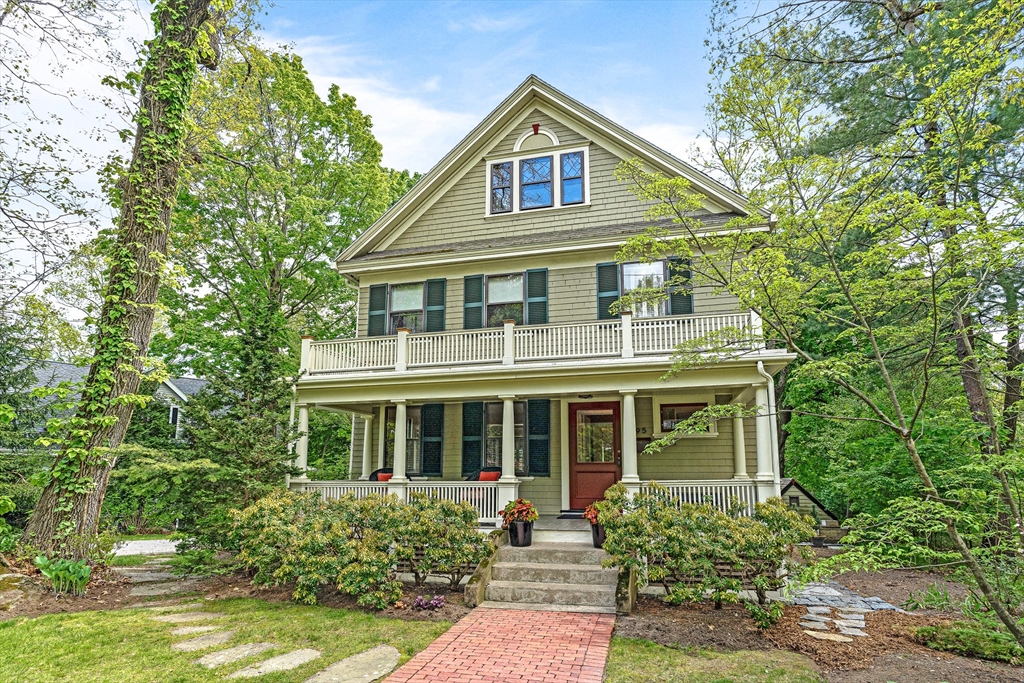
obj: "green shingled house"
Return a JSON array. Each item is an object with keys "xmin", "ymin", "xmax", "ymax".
[{"xmin": 288, "ymin": 75, "xmax": 793, "ymax": 525}]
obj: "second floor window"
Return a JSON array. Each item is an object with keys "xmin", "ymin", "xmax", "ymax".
[
  {"xmin": 487, "ymin": 274, "xmax": 524, "ymax": 326},
  {"xmin": 389, "ymin": 282, "xmax": 424, "ymax": 333},
  {"xmin": 520, "ymin": 156, "xmax": 553, "ymax": 209},
  {"xmin": 622, "ymin": 262, "xmax": 667, "ymax": 318}
]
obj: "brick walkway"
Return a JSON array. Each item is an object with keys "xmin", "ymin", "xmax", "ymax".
[{"xmin": 385, "ymin": 608, "xmax": 615, "ymax": 683}]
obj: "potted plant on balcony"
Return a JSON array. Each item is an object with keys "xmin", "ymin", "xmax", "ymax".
[
  {"xmin": 583, "ymin": 502, "xmax": 605, "ymax": 548},
  {"xmin": 500, "ymin": 498, "xmax": 538, "ymax": 547}
]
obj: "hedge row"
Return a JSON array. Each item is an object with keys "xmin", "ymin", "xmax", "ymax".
[{"xmin": 232, "ymin": 490, "xmax": 492, "ymax": 609}]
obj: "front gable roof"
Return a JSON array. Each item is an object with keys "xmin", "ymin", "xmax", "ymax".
[{"xmin": 339, "ymin": 75, "xmax": 763, "ymax": 265}]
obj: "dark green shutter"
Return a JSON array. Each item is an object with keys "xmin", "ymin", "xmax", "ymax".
[
  {"xmin": 420, "ymin": 403, "xmax": 444, "ymax": 476},
  {"xmin": 463, "ymin": 275, "xmax": 484, "ymax": 329},
  {"xmin": 461, "ymin": 402, "xmax": 484, "ymax": 477},
  {"xmin": 668, "ymin": 257, "xmax": 694, "ymax": 315},
  {"xmin": 368, "ymin": 284, "xmax": 388, "ymax": 336},
  {"xmin": 527, "ymin": 399, "xmax": 550, "ymax": 477},
  {"xmin": 525, "ymin": 268, "xmax": 548, "ymax": 325},
  {"xmin": 425, "ymin": 279, "xmax": 446, "ymax": 332},
  {"xmin": 596, "ymin": 263, "xmax": 620, "ymax": 320}
]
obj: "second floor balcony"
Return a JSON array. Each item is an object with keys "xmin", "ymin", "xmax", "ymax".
[{"xmin": 301, "ymin": 311, "xmax": 764, "ymax": 377}]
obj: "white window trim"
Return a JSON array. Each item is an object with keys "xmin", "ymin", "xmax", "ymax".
[
  {"xmin": 484, "ymin": 146, "xmax": 591, "ymax": 217},
  {"xmin": 652, "ymin": 394, "xmax": 719, "ymax": 438},
  {"xmin": 387, "ymin": 281, "xmax": 425, "ymax": 334},
  {"xmin": 485, "ymin": 272, "xmax": 525, "ymax": 326}
]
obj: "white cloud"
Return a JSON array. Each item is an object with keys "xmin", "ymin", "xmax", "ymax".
[
  {"xmin": 270, "ymin": 34, "xmax": 481, "ymax": 173},
  {"xmin": 448, "ymin": 13, "xmax": 535, "ymax": 33}
]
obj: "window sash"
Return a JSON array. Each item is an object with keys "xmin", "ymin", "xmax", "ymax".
[
  {"xmin": 520, "ymin": 156, "xmax": 553, "ymax": 209},
  {"xmin": 621, "ymin": 261, "xmax": 668, "ymax": 318},
  {"xmin": 560, "ymin": 152, "xmax": 583, "ymax": 205},
  {"xmin": 659, "ymin": 403, "xmax": 709, "ymax": 433},
  {"xmin": 491, "ymin": 161, "xmax": 512, "ymax": 213},
  {"xmin": 484, "ymin": 401, "xmax": 527, "ymax": 475},
  {"xmin": 389, "ymin": 283, "xmax": 425, "ymax": 333},
  {"xmin": 486, "ymin": 274, "xmax": 524, "ymax": 327}
]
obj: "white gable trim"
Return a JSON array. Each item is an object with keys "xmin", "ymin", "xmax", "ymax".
[
  {"xmin": 161, "ymin": 379, "xmax": 189, "ymax": 403},
  {"xmin": 339, "ymin": 76, "xmax": 761, "ymax": 264},
  {"xmin": 513, "ymin": 125, "xmax": 558, "ymax": 151}
]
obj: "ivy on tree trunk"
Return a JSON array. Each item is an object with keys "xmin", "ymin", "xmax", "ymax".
[{"xmin": 25, "ymin": 0, "xmax": 218, "ymax": 556}]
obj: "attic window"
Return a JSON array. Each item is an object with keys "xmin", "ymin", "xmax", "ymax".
[{"xmin": 485, "ymin": 147, "xmax": 589, "ymax": 216}]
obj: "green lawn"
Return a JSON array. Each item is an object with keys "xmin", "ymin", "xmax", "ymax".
[
  {"xmin": 0, "ymin": 598, "xmax": 449, "ymax": 683},
  {"xmin": 605, "ymin": 637, "xmax": 824, "ymax": 683}
]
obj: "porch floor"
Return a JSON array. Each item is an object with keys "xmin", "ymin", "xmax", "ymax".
[{"xmin": 534, "ymin": 516, "xmax": 590, "ymax": 532}]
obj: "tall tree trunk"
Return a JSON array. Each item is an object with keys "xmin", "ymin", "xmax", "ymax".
[{"xmin": 25, "ymin": 0, "xmax": 214, "ymax": 556}]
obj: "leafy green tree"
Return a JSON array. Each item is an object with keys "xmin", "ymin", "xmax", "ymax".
[
  {"xmin": 618, "ymin": 0, "xmax": 1024, "ymax": 642},
  {"xmin": 153, "ymin": 47, "xmax": 413, "ymax": 375}
]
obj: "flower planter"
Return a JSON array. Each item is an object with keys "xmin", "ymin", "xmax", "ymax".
[
  {"xmin": 591, "ymin": 522, "xmax": 606, "ymax": 549},
  {"xmin": 508, "ymin": 521, "xmax": 533, "ymax": 547},
  {"xmin": 377, "ymin": 473, "xmax": 393, "ymax": 482}
]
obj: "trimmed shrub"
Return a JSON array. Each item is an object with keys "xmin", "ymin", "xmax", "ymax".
[
  {"xmin": 232, "ymin": 489, "xmax": 492, "ymax": 609},
  {"xmin": 597, "ymin": 483, "xmax": 815, "ymax": 610}
]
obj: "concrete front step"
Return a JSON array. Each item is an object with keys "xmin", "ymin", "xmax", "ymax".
[
  {"xmin": 485, "ymin": 580, "xmax": 616, "ymax": 607},
  {"xmin": 491, "ymin": 561, "xmax": 617, "ymax": 585},
  {"xmin": 479, "ymin": 600, "xmax": 616, "ymax": 614},
  {"xmin": 496, "ymin": 542, "xmax": 609, "ymax": 565}
]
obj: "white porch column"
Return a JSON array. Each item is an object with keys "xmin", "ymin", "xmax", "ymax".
[
  {"xmin": 754, "ymin": 384, "xmax": 775, "ymax": 501},
  {"xmin": 395, "ymin": 328, "xmax": 409, "ymax": 372},
  {"xmin": 359, "ymin": 414, "xmax": 374, "ymax": 480},
  {"xmin": 497, "ymin": 394, "xmax": 520, "ymax": 511},
  {"xmin": 620, "ymin": 390, "xmax": 640, "ymax": 494},
  {"xmin": 502, "ymin": 321, "xmax": 515, "ymax": 365},
  {"xmin": 732, "ymin": 415, "xmax": 748, "ymax": 479},
  {"xmin": 390, "ymin": 400, "xmax": 409, "ymax": 497},
  {"xmin": 294, "ymin": 404, "xmax": 309, "ymax": 479}
]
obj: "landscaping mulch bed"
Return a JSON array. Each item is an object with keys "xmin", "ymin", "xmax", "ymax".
[
  {"xmin": 826, "ymin": 651, "xmax": 1024, "ymax": 683},
  {"xmin": 833, "ymin": 568, "xmax": 971, "ymax": 614},
  {"xmin": 614, "ymin": 596, "xmax": 773, "ymax": 651},
  {"xmin": 1, "ymin": 565, "xmax": 137, "ymax": 621}
]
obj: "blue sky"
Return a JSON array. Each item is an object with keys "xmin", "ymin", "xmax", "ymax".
[{"xmin": 261, "ymin": 1, "xmax": 717, "ymax": 172}]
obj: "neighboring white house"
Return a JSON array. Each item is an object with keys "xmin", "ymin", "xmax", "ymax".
[{"xmin": 289, "ymin": 75, "xmax": 793, "ymax": 525}]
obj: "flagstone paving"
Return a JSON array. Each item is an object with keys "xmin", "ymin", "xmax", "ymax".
[
  {"xmin": 171, "ymin": 625, "xmax": 221, "ymax": 636},
  {"xmin": 227, "ymin": 649, "xmax": 323, "ymax": 678},
  {"xmin": 384, "ymin": 607, "xmax": 615, "ymax": 683},
  {"xmin": 152, "ymin": 611, "xmax": 226, "ymax": 623},
  {"xmin": 304, "ymin": 645, "xmax": 401, "ymax": 683},
  {"xmin": 195, "ymin": 643, "xmax": 277, "ymax": 669},
  {"xmin": 171, "ymin": 630, "xmax": 236, "ymax": 652}
]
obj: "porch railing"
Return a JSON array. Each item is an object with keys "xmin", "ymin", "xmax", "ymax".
[
  {"xmin": 407, "ymin": 482, "xmax": 501, "ymax": 525},
  {"xmin": 304, "ymin": 311, "xmax": 763, "ymax": 376},
  {"xmin": 295, "ymin": 480, "xmax": 388, "ymax": 500},
  {"xmin": 638, "ymin": 479, "xmax": 760, "ymax": 516},
  {"xmin": 291, "ymin": 480, "xmax": 502, "ymax": 525}
]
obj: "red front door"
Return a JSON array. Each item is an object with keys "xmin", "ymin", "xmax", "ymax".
[{"xmin": 568, "ymin": 402, "xmax": 622, "ymax": 510}]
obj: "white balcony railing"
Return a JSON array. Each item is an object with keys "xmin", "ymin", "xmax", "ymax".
[
  {"xmin": 638, "ymin": 479, "xmax": 760, "ymax": 516},
  {"xmin": 302, "ymin": 311, "xmax": 763, "ymax": 376},
  {"xmin": 292, "ymin": 480, "xmax": 502, "ymax": 525}
]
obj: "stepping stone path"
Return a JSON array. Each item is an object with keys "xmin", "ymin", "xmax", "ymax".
[
  {"xmin": 111, "ymin": 554, "xmax": 201, "ymax": 597},
  {"xmin": 227, "ymin": 649, "xmax": 323, "ymax": 678},
  {"xmin": 148, "ymin": 602, "xmax": 405, "ymax": 681},
  {"xmin": 196, "ymin": 643, "xmax": 277, "ymax": 669},
  {"xmin": 171, "ymin": 630, "xmax": 236, "ymax": 652},
  {"xmin": 172, "ymin": 625, "xmax": 220, "ymax": 636},
  {"xmin": 152, "ymin": 611, "xmax": 227, "ymax": 623},
  {"xmin": 787, "ymin": 580, "xmax": 905, "ymax": 642},
  {"xmin": 304, "ymin": 645, "xmax": 400, "ymax": 683}
]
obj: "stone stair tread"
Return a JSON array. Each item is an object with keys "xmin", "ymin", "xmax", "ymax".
[
  {"xmin": 487, "ymin": 579, "xmax": 615, "ymax": 592},
  {"xmin": 479, "ymin": 600, "xmax": 616, "ymax": 614},
  {"xmin": 492, "ymin": 561, "xmax": 614, "ymax": 573}
]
